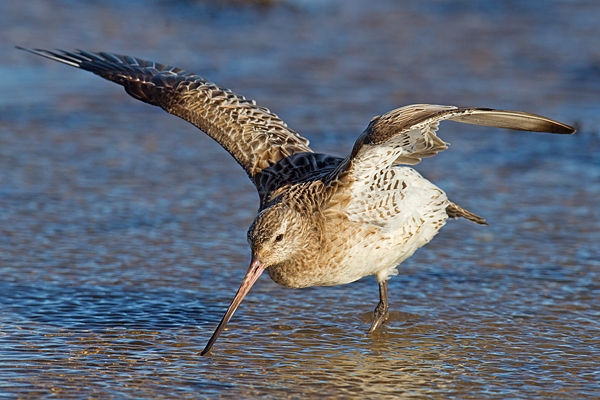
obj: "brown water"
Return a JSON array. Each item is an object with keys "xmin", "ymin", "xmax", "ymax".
[{"xmin": 1, "ymin": 0, "xmax": 599, "ymax": 398}]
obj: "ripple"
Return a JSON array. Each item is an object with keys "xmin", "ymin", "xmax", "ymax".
[{"xmin": 1, "ymin": 0, "xmax": 600, "ymax": 398}]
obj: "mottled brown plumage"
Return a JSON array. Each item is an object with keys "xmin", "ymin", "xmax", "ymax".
[{"xmin": 18, "ymin": 48, "xmax": 576, "ymax": 356}]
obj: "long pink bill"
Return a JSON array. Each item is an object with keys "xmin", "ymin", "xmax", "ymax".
[{"xmin": 201, "ymin": 258, "xmax": 266, "ymax": 356}]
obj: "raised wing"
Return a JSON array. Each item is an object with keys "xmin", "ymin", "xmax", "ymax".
[
  {"xmin": 332, "ymin": 104, "xmax": 574, "ymax": 176},
  {"xmin": 325, "ymin": 104, "xmax": 575, "ymax": 224},
  {"xmin": 18, "ymin": 47, "xmax": 312, "ymax": 181}
]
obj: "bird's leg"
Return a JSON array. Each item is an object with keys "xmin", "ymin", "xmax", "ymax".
[{"xmin": 368, "ymin": 280, "xmax": 389, "ymax": 333}]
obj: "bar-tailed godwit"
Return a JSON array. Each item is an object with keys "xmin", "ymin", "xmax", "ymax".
[{"xmin": 18, "ymin": 48, "xmax": 575, "ymax": 355}]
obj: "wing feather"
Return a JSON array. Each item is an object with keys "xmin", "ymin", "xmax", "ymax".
[
  {"xmin": 325, "ymin": 104, "xmax": 575, "ymax": 225},
  {"xmin": 17, "ymin": 47, "xmax": 312, "ymax": 183},
  {"xmin": 331, "ymin": 104, "xmax": 575, "ymax": 179}
]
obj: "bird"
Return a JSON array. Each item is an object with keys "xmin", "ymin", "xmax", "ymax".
[{"xmin": 18, "ymin": 47, "xmax": 575, "ymax": 356}]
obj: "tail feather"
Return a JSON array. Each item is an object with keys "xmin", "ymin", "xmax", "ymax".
[{"xmin": 446, "ymin": 202, "xmax": 488, "ymax": 225}]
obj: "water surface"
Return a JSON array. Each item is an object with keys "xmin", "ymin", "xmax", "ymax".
[{"xmin": 0, "ymin": 0, "xmax": 599, "ymax": 398}]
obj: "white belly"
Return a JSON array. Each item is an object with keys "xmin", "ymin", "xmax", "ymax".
[{"xmin": 326, "ymin": 167, "xmax": 450, "ymax": 284}]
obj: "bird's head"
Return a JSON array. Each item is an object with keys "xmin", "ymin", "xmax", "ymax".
[
  {"xmin": 246, "ymin": 202, "xmax": 309, "ymax": 268},
  {"xmin": 201, "ymin": 201, "xmax": 316, "ymax": 355}
]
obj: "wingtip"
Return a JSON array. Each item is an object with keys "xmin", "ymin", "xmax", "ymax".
[
  {"xmin": 452, "ymin": 108, "xmax": 577, "ymax": 135},
  {"xmin": 16, "ymin": 46, "xmax": 83, "ymax": 68},
  {"xmin": 543, "ymin": 119, "xmax": 576, "ymax": 135},
  {"xmin": 561, "ymin": 124, "xmax": 577, "ymax": 135},
  {"xmin": 15, "ymin": 45, "xmax": 34, "ymax": 53},
  {"xmin": 15, "ymin": 46, "xmax": 46, "ymax": 54},
  {"xmin": 15, "ymin": 46, "xmax": 48, "ymax": 59}
]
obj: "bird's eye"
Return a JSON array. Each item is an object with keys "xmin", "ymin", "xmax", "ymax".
[{"xmin": 275, "ymin": 234, "xmax": 284, "ymax": 242}]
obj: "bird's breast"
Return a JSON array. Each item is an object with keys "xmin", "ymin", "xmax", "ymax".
[{"xmin": 266, "ymin": 260, "xmax": 317, "ymax": 288}]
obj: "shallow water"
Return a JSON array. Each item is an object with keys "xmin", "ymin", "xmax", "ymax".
[{"xmin": 1, "ymin": 0, "xmax": 599, "ymax": 398}]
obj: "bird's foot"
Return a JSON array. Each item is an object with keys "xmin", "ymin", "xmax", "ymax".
[{"xmin": 367, "ymin": 300, "xmax": 389, "ymax": 333}]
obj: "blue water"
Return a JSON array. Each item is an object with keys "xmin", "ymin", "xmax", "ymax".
[{"xmin": 0, "ymin": 0, "xmax": 599, "ymax": 397}]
